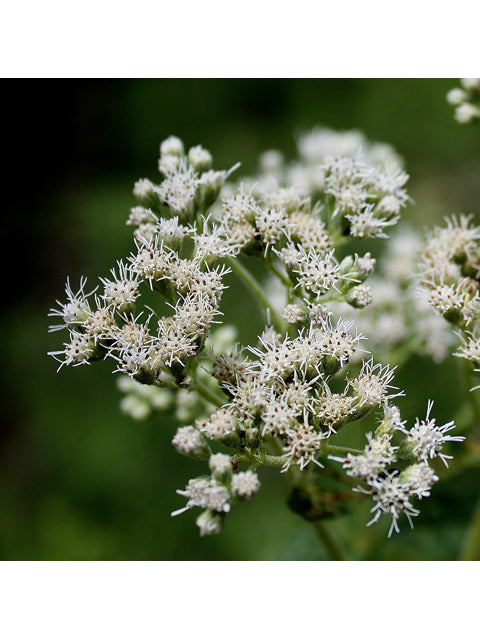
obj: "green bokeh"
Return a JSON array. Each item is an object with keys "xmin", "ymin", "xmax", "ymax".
[{"xmin": 3, "ymin": 79, "xmax": 480, "ymax": 560}]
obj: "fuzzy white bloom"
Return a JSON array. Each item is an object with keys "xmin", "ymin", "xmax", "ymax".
[
  {"xmin": 398, "ymin": 400, "xmax": 464, "ymax": 466},
  {"xmin": 315, "ymin": 388, "xmax": 355, "ymax": 433},
  {"xmin": 160, "ymin": 162, "xmax": 198, "ymax": 217},
  {"xmin": 48, "ymin": 331, "xmax": 95, "ymax": 370},
  {"xmin": 209, "ymin": 452, "xmax": 233, "ymax": 478},
  {"xmin": 231, "ymin": 470, "xmax": 260, "ymax": 500},
  {"xmin": 188, "ymin": 145, "xmax": 213, "ymax": 172},
  {"xmin": 293, "ymin": 248, "xmax": 342, "ymax": 297},
  {"xmin": 282, "ymin": 303, "xmax": 304, "ymax": 324},
  {"xmin": 160, "ymin": 135, "xmax": 184, "ymax": 157},
  {"xmin": 281, "ymin": 417, "xmax": 326, "ymax": 472},
  {"xmin": 454, "ymin": 332, "xmax": 480, "ymax": 364},
  {"xmin": 133, "ymin": 178, "xmax": 155, "ymax": 202},
  {"xmin": 156, "ymin": 216, "xmax": 188, "ymax": 243},
  {"xmin": 360, "ymin": 473, "xmax": 420, "ymax": 537},
  {"xmin": 254, "ymin": 204, "xmax": 289, "ymax": 249},
  {"xmin": 347, "ymin": 284, "xmax": 373, "ymax": 308},
  {"xmin": 48, "ymin": 277, "xmax": 95, "ymax": 332},
  {"xmin": 100, "ymin": 261, "xmax": 140, "ymax": 311},
  {"xmin": 331, "ymin": 433, "xmax": 396, "ymax": 480},
  {"xmin": 259, "ymin": 149, "xmax": 284, "ymax": 172},
  {"xmin": 261, "ymin": 400, "xmax": 296, "ymax": 436},
  {"xmin": 127, "ymin": 206, "xmax": 155, "ymax": 227},
  {"xmin": 347, "ymin": 206, "xmax": 399, "ymax": 239},
  {"xmin": 455, "ymin": 103, "xmax": 479, "ymax": 124},
  {"xmin": 172, "ymin": 426, "xmax": 208, "ymax": 458},
  {"xmin": 460, "ymin": 78, "xmax": 480, "ymax": 92},
  {"xmin": 447, "ymin": 88, "xmax": 468, "ymax": 106},
  {"xmin": 401, "ymin": 463, "xmax": 439, "ymax": 499},
  {"xmin": 197, "ymin": 408, "xmax": 237, "ymax": 440},
  {"xmin": 196, "ymin": 510, "xmax": 223, "ymax": 536},
  {"xmin": 349, "ymin": 359, "xmax": 402, "ymax": 408}
]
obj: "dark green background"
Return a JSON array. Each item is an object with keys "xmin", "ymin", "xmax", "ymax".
[{"xmin": 3, "ymin": 79, "xmax": 480, "ymax": 560}]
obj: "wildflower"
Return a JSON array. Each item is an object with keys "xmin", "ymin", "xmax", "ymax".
[
  {"xmin": 196, "ymin": 510, "xmax": 223, "ymax": 536},
  {"xmin": 172, "ymin": 426, "xmax": 209, "ymax": 459},
  {"xmin": 348, "ymin": 359, "xmax": 402, "ymax": 408},
  {"xmin": 231, "ymin": 471, "xmax": 260, "ymax": 500},
  {"xmin": 360, "ymin": 472, "xmax": 420, "ymax": 537},
  {"xmin": 281, "ymin": 416, "xmax": 326, "ymax": 472},
  {"xmin": 48, "ymin": 276, "xmax": 95, "ymax": 332},
  {"xmin": 197, "ymin": 408, "xmax": 237, "ymax": 441},
  {"xmin": 100, "ymin": 261, "xmax": 140, "ymax": 312},
  {"xmin": 48, "ymin": 331, "xmax": 96, "ymax": 370},
  {"xmin": 400, "ymin": 463, "xmax": 439, "ymax": 499},
  {"xmin": 209, "ymin": 453, "xmax": 233, "ymax": 479},
  {"xmin": 331, "ymin": 433, "xmax": 396, "ymax": 479},
  {"xmin": 398, "ymin": 400, "xmax": 464, "ymax": 466}
]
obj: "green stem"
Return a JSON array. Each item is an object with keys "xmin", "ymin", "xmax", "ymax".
[
  {"xmin": 191, "ymin": 378, "xmax": 226, "ymax": 408},
  {"xmin": 324, "ymin": 444, "xmax": 363, "ymax": 456},
  {"xmin": 233, "ymin": 452, "xmax": 285, "ymax": 468},
  {"xmin": 224, "ymin": 256, "xmax": 287, "ymax": 334},
  {"xmin": 312, "ymin": 520, "xmax": 347, "ymax": 561},
  {"xmin": 461, "ymin": 359, "xmax": 480, "ymax": 434},
  {"xmin": 460, "ymin": 491, "xmax": 480, "ymax": 560},
  {"xmin": 267, "ymin": 260, "xmax": 292, "ymax": 288}
]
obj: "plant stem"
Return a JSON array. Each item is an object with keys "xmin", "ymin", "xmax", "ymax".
[
  {"xmin": 312, "ymin": 520, "xmax": 347, "ymax": 561},
  {"xmin": 224, "ymin": 256, "xmax": 287, "ymax": 334},
  {"xmin": 233, "ymin": 452, "xmax": 285, "ymax": 468},
  {"xmin": 460, "ymin": 491, "xmax": 480, "ymax": 560},
  {"xmin": 268, "ymin": 260, "xmax": 292, "ymax": 288},
  {"xmin": 192, "ymin": 377, "xmax": 226, "ymax": 408},
  {"xmin": 461, "ymin": 359, "xmax": 480, "ymax": 435},
  {"xmin": 324, "ymin": 444, "xmax": 363, "ymax": 456}
]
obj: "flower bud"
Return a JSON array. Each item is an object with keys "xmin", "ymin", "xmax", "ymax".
[
  {"xmin": 172, "ymin": 426, "xmax": 209, "ymax": 459},
  {"xmin": 160, "ymin": 135, "xmax": 184, "ymax": 157},
  {"xmin": 188, "ymin": 145, "xmax": 213, "ymax": 173},
  {"xmin": 196, "ymin": 510, "xmax": 223, "ymax": 536}
]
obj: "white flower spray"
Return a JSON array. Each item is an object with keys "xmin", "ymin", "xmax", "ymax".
[{"xmin": 49, "ymin": 127, "xmax": 465, "ymax": 549}]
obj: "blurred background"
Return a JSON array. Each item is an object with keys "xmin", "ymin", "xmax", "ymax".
[{"xmin": 2, "ymin": 78, "xmax": 480, "ymax": 560}]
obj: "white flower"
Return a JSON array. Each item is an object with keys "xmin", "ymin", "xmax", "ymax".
[
  {"xmin": 347, "ymin": 205, "xmax": 399, "ymax": 239},
  {"xmin": 187, "ymin": 145, "xmax": 212, "ymax": 172},
  {"xmin": 196, "ymin": 510, "xmax": 223, "ymax": 536},
  {"xmin": 331, "ymin": 433, "xmax": 396, "ymax": 480},
  {"xmin": 454, "ymin": 332, "xmax": 480, "ymax": 364},
  {"xmin": 197, "ymin": 408, "xmax": 237, "ymax": 440},
  {"xmin": 156, "ymin": 216, "xmax": 188, "ymax": 243},
  {"xmin": 48, "ymin": 331, "xmax": 95, "ymax": 370},
  {"xmin": 447, "ymin": 88, "xmax": 468, "ymax": 106},
  {"xmin": 349, "ymin": 359, "xmax": 402, "ymax": 408},
  {"xmin": 460, "ymin": 78, "xmax": 480, "ymax": 92},
  {"xmin": 293, "ymin": 248, "xmax": 343, "ymax": 297},
  {"xmin": 360, "ymin": 472, "xmax": 420, "ymax": 537},
  {"xmin": 401, "ymin": 463, "xmax": 439, "ymax": 499},
  {"xmin": 231, "ymin": 471, "xmax": 260, "ymax": 500},
  {"xmin": 281, "ymin": 416, "xmax": 326, "ymax": 472},
  {"xmin": 100, "ymin": 261, "xmax": 140, "ymax": 311},
  {"xmin": 455, "ymin": 103, "xmax": 479, "ymax": 124},
  {"xmin": 48, "ymin": 276, "xmax": 96, "ymax": 332},
  {"xmin": 172, "ymin": 426, "xmax": 208, "ymax": 458},
  {"xmin": 209, "ymin": 453, "xmax": 232, "ymax": 477},
  {"xmin": 398, "ymin": 400, "xmax": 464, "ymax": 466},
  {"xmin": 160, "ymin": 135, "xmax": 184, "ymax": 157},
  {"xmin": 159, "ymin": 162, "xmax": 198, "ymax": 217}
]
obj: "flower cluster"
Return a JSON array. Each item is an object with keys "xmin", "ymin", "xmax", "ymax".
[
  {"xmin": 331, "ymin": 401, "xmax": 463, "ymax": 536},
  {"xmin": 447, "ymin": 79, "xmax": 480, "ymax": 124},
  {"xmin": 49, "ymin": 129, "xmax": 462, "ymax": 540},
  {"xmin": 329, "ymin": 226, "xmax": 454, "ymax": 364},
  {"xmin": 416, "ymin": 214, "xmax": 480, "ymax": 385}
]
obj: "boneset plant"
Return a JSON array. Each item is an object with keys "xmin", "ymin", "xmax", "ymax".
[{"xmin": 49, "ymin": 121, "xmax": 472, "ymax": 559}]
